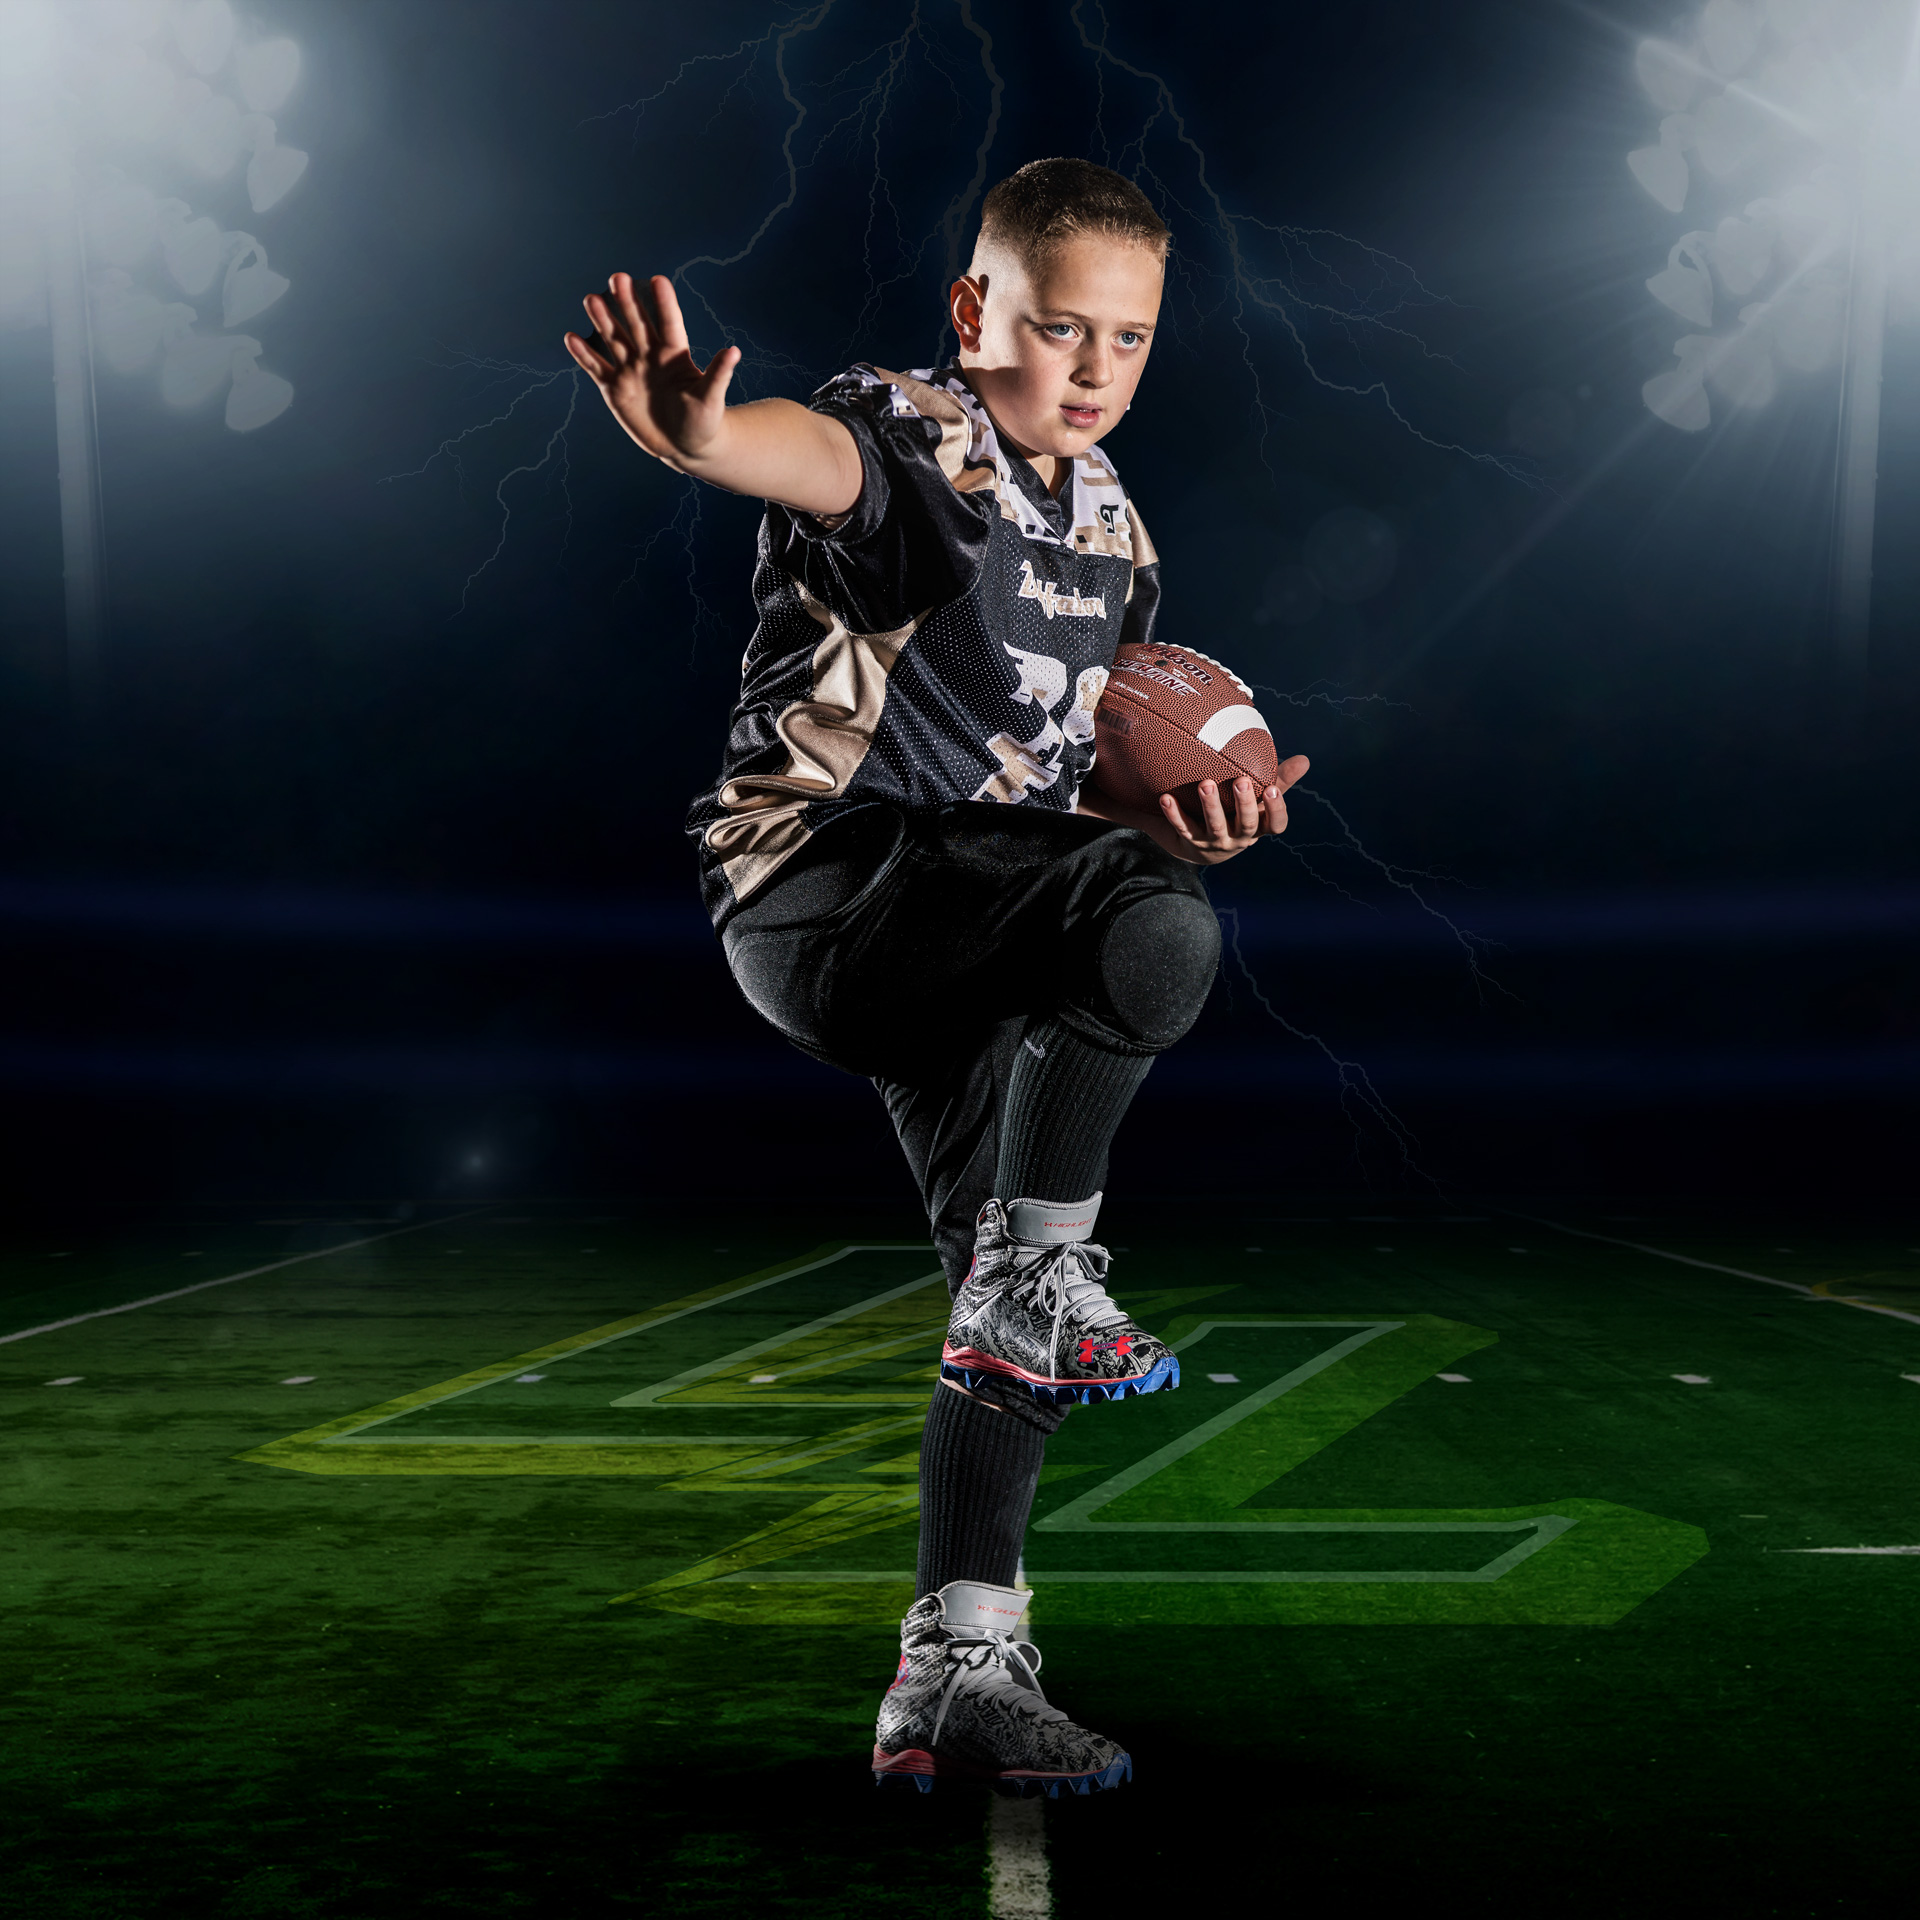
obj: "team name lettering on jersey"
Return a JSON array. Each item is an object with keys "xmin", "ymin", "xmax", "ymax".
[{"xmin": 1017, "ymin": 560, "xmax": 1107, "ymax": 621}]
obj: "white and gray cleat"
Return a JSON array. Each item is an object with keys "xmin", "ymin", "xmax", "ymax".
[
  {"xmin": 871, "ymin": 1580, "xmax": 1131, "ymax": 1796},
  {"xmin": 940, "ymin": 1195, "xmax": 1178, "ymax": 1407}
]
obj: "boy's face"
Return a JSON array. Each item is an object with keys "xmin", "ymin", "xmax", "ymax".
[{"xmin": 952, "ymin": 233, "xmax": 1163, "ymax": 470}]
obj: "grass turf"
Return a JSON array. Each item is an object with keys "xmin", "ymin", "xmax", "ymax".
[{"xmin": 3, "ymin": 1203, "xmax": 1918, "ymax": 1915}]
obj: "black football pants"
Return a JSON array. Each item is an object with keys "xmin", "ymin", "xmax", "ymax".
[{"xmin": 720, "ymin": 801, "xmax": 1220, "ymax": 1293}]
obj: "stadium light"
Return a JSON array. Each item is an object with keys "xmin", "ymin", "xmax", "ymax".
[
  {"xmin": 0, "ymin": 0, "xmax": 306, "ymax": 689},
  {"xmin": 1628, "ymin": 0, "xmax": 1920, "ymax": 668}
]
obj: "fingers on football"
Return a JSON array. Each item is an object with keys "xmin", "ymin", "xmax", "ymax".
[
  {"xmin": 1231, "ymin": 776, "xmax": 1261, "ymax": 838},
  {"xmin": 1275, "ymin": 753, "xmax": 1310, "ymax": 791},
  {"xmin": 1196, "ymin": 779, "xmax": 1232, "ymax": 842},
  {"xmin": 1159, "ymin": 790, "xmax": 1200, "ymax": 846}
]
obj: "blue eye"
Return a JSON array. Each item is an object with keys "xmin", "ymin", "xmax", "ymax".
[
  {"xmin": 1044, "ymin": 323, "xmax": 1077, "ymax": 339},
  {"xmin": 1117, "ymin": 332, "xmax": 1143, "ymax": 348}
]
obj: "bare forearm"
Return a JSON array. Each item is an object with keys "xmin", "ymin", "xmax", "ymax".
[
  {"xmin": 663, "ymin": 398, "xmax": 864, "ymax": 519},
  {"xmin": 565, "ymin": 273, "xmax": 864, "ymax": 519}
]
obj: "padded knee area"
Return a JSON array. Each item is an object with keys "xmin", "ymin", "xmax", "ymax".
[{"xmin": 1095, "ymin": 889, "xmax": 1221, "ymax": 1051}]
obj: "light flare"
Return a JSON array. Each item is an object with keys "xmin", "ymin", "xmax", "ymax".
[{"xmin": 1626, "ymin": 0, "xmax": 1920, "ymax": 662}]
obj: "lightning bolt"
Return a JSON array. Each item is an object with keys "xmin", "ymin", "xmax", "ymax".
[
  {"xmin": 664, "ymin": 0, "xmax": 841, "ymax": 374},
  {"xmin": 1216, "ymin": 905, "xmax": 1435, "ymax": 1186},
  {"xmin": 1252, "ymin": 679, "xmax": 1412, "ymax": 716},
  {"xmin": 377, "ymin": 353, "xmax": 586, "ymax": 618},
  {"xmin": 398, "ymin": 2, "xmax": 1530, "ymax": 616},
  {"xmin": 453, "ymin": 373, "xmax": 581, "ymax": 617},
  {"xmin": 378, "ymin": 354, "xmax": 574, "ymax": 489},
  {"xmin": 1287, "ymin": 787, "xmax": 1512, "ymax": 1002},
  {"xmin": 617, "ymin": 475, "xmax": 725, "ymax": 664},
  {"xmin": 1067, "ymin": 0, "xmax": 1534, "ymax": 485},
  {"xmin": 376, "ymin": 5, "xmax": 1519, "ymax": 1140}
]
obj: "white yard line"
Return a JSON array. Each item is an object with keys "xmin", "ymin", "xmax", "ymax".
[
  {"xmin": 1504, "ymin": 1211, "xmax": 1920, "ymax": 1330},
  {"xmin": 0, "ymin": 1209, "xmax": 496, "ymax": 1346},
  {"xmin": 987, "ymin": 1794, "xmax": 1051, "ymax": 1918},
  {"xmin": 1780, "ymin": 1545, "xmax": 1920, "ymax": 1556}
]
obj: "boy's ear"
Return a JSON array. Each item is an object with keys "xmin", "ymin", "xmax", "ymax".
[{"xmin": 950, "ymin": 274, "xmax": 987, "ymax": 351}]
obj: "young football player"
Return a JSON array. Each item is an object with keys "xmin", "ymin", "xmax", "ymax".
[{"xmin": 565, "ymin": 158, "xmax": 1306, "ymax": 1795}]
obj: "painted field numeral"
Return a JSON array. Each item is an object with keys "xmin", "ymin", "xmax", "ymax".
[{"xmin": 1022, "ymin": 1315, "xmax": 1707, "ymax": 1626}]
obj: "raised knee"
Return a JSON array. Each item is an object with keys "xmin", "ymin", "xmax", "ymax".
[{"xmin": 1096, "ymin": 889, "xmax": 1221, "ymax": 1050}]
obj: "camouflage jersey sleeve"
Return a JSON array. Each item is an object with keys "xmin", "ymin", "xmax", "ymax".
[{"xmin": 760, "ymin": 364, "xmax": 997, "ymax": 635}]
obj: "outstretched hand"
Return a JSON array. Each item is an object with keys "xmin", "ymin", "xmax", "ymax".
[
  {"xmin": 1156, "ymin": 756, "xmax": 1310, "ymax": 865},
  {"xmin": 564, "ymin": 272, "xmax": 741, "ymax": 469}
]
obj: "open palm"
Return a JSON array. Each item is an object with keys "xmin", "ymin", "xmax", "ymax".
[{"xmin": 564, "ymin": 272, "xmax": 740, "ymax": 467}]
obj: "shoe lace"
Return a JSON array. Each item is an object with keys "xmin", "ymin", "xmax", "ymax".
[
  {"xmin": 929, "ymin": 1626, "xmax": 1066, "ymax": 1748},
  {"xmin": 1008, "ymin": 1240, "xmax": 1127, "ymax": 1372}
]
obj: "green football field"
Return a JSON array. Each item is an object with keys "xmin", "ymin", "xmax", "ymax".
[{"xmin": 5, "ymin": 1201, "xmax": 1919, "ymax": 1916}]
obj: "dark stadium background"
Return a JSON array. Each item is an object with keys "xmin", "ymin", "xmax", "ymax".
[{"xmin": 3, "ymin": 0, "xmax": 1917, "ymax": 1218}]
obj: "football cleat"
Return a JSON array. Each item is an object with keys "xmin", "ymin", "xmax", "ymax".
[
  {"xmin": 872, "ymin": 1581, "xmax": 1132, "ymax": 1796},
  {"xmin": 940, "ymin": 1196, "xmax": 1179, "ymax": 1407}
]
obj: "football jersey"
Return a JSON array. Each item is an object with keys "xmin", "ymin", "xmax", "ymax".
[{"xmin": 687, "ymin": 363, "xmax": 1162, "ymax": 928}]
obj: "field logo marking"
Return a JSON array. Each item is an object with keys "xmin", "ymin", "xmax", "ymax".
[
  {"xmin": 610, "ymin": 1270, "xmax": 947, "ymax": 1407},
  {"xmin": 237, "ymin": 1244, "xmax": 936, "ymax": 1479},
  {"xmin": 235, "ymin": 1257, "xmax": 1708, "ymax": 1629},
  {"xmin": 655, "ymin": 1313, "xmax": 1707, "ymax": 1628}
]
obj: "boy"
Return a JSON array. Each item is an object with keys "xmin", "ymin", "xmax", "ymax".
[{"xmin": 565, "ymin": 158, "xmax": 1306, "ymax": 1795}]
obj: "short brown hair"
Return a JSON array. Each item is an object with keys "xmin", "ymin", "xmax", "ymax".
[{"xmin": 974, "ymin": 158, "xmax": 1171, "ymax": 275}]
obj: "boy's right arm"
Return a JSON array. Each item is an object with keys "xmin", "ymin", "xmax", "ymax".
[{"xmin": 564, "ymin": 272, "xmax": 863, "ymax": 519}]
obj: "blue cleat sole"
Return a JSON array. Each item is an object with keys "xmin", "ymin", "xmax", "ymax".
[{"xmin": 939, "ymin": 1353, "xmax": 1179, "ymax": 1406}]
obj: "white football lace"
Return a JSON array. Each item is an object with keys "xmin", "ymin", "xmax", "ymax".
[
  {"xmin": 929, "ymin": 1627, "xmax": 1066, "ymax": 1749},
  {"xmin": 1008, "ymin": 1240, "xmax": 1130, "ymax": 1370}
]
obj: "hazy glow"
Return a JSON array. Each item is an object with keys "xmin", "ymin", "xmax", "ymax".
[
  {"xmin": 0, "ymin": 0, "xmax": 304, "ymax": 429},
  {"xmin": 1629, "ymin": 0, "xmax": 1919, "ymax": 433}
]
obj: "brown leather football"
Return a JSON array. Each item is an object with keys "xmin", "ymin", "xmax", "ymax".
[{"xmin": 1089, "ymin": 642, "xmax": 1279, "ymax": 813}]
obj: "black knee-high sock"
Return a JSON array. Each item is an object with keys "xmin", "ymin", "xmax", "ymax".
[
  {"xmin": 995, "ymin": 1015, "xmax": 1152, "ymax": 1206},
  {"xmin": 916, "ymin": 1384, "xmax": 1046, "ymax": 1597}
]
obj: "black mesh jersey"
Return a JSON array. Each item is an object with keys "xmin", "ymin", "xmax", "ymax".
[{"xmin": 686, "ymin": 363, "xmax": 1162, "ymax": 929}]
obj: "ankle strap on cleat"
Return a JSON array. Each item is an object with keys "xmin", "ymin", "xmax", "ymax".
[
  {"xmin": 1006, "ymin": 1194, "xmax": 1102, "ymax": 1244},
  {"xmin": 924, "ymin": 1587, "xmax": 1058, "ymax": 1749},
  {"xmin": 935, "ymin": 1581, "xmax": 1033, "ymax": 1632}
]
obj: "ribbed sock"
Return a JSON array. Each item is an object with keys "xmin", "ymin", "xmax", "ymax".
[
  {"xmin": 915, "ymin": 1383, "xmax": 1046, "ymax": 1597},
  {"xmin": 995, "ymin": 1015, "xmax": 1153, "ymax": 1206}
]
